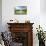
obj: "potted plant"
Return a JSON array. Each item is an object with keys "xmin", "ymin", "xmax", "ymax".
[{"xmin": 36, "ymin": 25, "xmax": 45, "ymax": 46}]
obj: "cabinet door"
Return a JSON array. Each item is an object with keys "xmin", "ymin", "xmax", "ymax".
[
  {"xmin": 11, "ymin": 31, "xmax": 33, "ymax": 46},
  {"xmin": 11, "ymin": 32, "xmax": 28, "ymax": 46}
]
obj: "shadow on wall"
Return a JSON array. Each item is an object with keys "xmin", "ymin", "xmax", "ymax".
[
  {"xmin": 40, "ymin": 0, "xmax": 46, "ymax": 13},
  {"xmin": 0, "ymin": 0, "xmax": 2, "ymax": 32}
]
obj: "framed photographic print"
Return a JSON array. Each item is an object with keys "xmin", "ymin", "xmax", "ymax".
[{"xmin": 14, "ymin": 6, "xmax": 27, "ymax": 15}]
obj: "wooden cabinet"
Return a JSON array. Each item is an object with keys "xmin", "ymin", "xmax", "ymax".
[{"xmin": 7, "ymin": 23, "xmax": 34, "ymax": 46}]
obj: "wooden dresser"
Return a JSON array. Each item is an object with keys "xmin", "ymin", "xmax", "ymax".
[{"xmin": 7, "ymin": 23, "xmax": 34, "ymax": 46}]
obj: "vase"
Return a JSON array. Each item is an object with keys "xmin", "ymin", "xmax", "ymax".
[{"xmin": 39, "ymin": 40, "xmax": 45, "ymax": 46}]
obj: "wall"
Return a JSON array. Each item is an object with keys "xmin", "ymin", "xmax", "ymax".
[
  {"xmin": 2, "ymin": 0, "xmax": 46, "ymax": 46},
  {"xmin": 2, "ymin": 0, "xmax": 40, "ymax": 30},
  {"xmin": 40, "ymin": 0, "xmax": 46, "ymax": 13},
  {"xmin": 0, "ymin": 0, "xmax": 2, "ymax": 32},
  {"xmin": 40, "ymin": 0, "xmax": 46, "ymax": 31}
]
